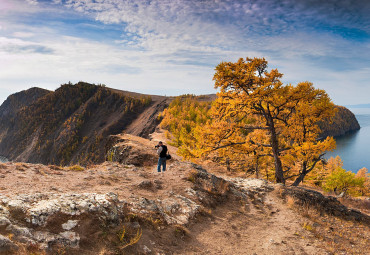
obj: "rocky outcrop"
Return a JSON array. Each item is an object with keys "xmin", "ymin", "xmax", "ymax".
[
  {"xmin": 0, "ymin": 162, "xmax": 273, "ymax": 254},
  {"xmin": 319, "ymin": 106, "xmax": 360, "ymax": 138},
  {"xmin": 0, "ymin": 192, "xmax": 122, "ymax": 253},
  {"xmin": 282, "ymin": 186, "xmax": 370, "ymax": 224},
  {"xmin": 105, "ymin": 134, "xmax": 160, "ymax": 167},
  {"xmin": 0, "ymin": 158, "xmax": 368, "ymax": 254}
]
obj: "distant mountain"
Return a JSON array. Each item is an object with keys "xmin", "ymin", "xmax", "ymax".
[{"xmin": 0, "ymin": 82, "xmax": 169, "ymax": 166}]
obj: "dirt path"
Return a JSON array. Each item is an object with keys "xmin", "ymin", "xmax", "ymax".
[{"xmin": 179, "ymin": 191, "xmax": 326, "ymax": 255}]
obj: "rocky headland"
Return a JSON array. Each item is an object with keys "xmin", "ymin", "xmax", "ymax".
[{"xmin": 319, "ymin": 105, "xmax": 360, "ymax": 138}]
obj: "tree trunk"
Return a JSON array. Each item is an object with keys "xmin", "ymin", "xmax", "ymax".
[
  {"xmin": 292, "ymin": 160, "xmax": 319, "ymax": 186},
  {"xmin": 255, "ymin": 157, "xmax": 259, "ymax": 178},
  {"xmin": 268, "ymin": 118, "xmax": 285, "ymax": 184},
  {"xmin": 226, "ymin": 158, "xmax": 231, "ymax": 171}
]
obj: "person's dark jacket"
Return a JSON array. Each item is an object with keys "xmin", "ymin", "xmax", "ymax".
[{"xmin": 159, "ymin": 145, "xmax": 168, "ymax": 158}]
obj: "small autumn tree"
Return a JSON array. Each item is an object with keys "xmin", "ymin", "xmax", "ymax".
[
  {"xmin": 213, "ymin": 57, "xmax": 336, "ymax": 184},
  {"xmin": 355, "ymin": 167, "xmax": 370, "ymax": 196},
  {"xmin": 324, "ymin": 167, "xmax": 365, "ymax": 196}
]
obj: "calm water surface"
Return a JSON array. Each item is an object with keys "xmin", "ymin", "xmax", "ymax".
[
  {"xmin": 325, "ymin": 108, "xmax": 370, "ymax": 173},
  {"xmin": 0, "ymin": 156, "xmax": 8, "ymax": 163}
]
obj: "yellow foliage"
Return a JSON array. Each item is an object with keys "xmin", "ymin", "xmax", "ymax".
[
  {"xmin": 355, "ymin": 167, "xmax": 370, "ymax": 196},
  {"xmin": 161, "ymin": 58, "xmax": 337, "ymax": 186},
  {"xmin": 68, "ymin": 165, "xmax": 85, "ymax": 171}
]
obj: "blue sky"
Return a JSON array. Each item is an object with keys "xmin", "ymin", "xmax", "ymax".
[{"xmin": 0, "ymin": 0, "xmax": 369, "ymax": 105}]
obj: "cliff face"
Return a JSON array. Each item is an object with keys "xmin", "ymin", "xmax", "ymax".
[
  {"xmin": 0, "ymin": 82, "xmax": 168, "ymax": 166},
  {"xmin": 319, "ymin": 106, "xmax": 360, "ymax": 138}
]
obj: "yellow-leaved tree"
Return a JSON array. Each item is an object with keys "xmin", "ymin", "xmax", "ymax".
[{"xmin": 211, "ymin": 57, "xmax": 336, "ymax": 185}]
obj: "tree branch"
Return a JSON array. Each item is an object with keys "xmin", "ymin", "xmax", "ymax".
[{"xmin": 210, "ymin": 142, "xmax": 246, "ymax": 152}]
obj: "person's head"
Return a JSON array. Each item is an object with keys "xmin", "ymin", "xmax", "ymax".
[{"xmin": 158, "ymin": 141, "xmax": 163, "ymax": 146}]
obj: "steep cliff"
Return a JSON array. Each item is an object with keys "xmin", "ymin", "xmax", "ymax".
[
  {"xmin": 0, "ymin": 82, "xmax": 168, "ymax": 166},
  {"xmin": 320, "ymin": 106, "xmax": 360, "ymax": 138}
]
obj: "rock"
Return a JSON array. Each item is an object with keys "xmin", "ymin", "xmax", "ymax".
[
  {"xmin": 138, "ymin": 180, "xmax": 154, "ymax": 189},
  {"xmin": 185, "ymin": 188, "xmax": 197, "ymax": 197},
  {"xmin": 142, "ymin": 244, "xmax": 152, "ymax": 254},
  {"xmin": 59, "ymin": 231, "xmax": 80, "ymax": 248},
  {"xmin": 0, "ymin": 234, "xmax": 18, "ymax": 253},
  {"xmin": 62, "ymin": 220, "xmax": 79, "ymax": 231},
  {"xmin": 6, "ymin": 224, "xmax": 32, "ymax": 238},
  {"xmin": 154, "ymin": 180, "xmax": 163, "ymax": 189},
  {"xmin": 0, "ymin": 216, "xmax": 11, "ymax": 227},
  {"xmin": 227, "ymin": 178, "xmax": 274, "ymax": 194},
  {"xmin": 338, "ymin": 192, "xmax": 345, "ymax": 198}
]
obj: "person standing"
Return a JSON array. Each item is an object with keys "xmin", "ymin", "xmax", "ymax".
[{"xmin": 156, "ymin": 141, "xmax": 167, "ymax": 172}]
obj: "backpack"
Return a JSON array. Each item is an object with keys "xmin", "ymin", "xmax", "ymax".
[{"xmin": 160, "ymin": 145, "xmax": 168, "ymax": 158}]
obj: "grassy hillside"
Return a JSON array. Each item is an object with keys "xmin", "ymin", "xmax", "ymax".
[{"xmin": 0, "ymin": 82, "xmax": 152, "ymax": 165}]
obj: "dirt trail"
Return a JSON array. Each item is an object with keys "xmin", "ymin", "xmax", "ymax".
[{"xmin": 177, "ymin": 190, "xmax": 326, "ymax": 255}]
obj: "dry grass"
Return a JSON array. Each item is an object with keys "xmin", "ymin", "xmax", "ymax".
[
  {"xmin": 286, "ymin": 195, "xmax": 295, "ymax": 209},
  {"xmin": 117, "ymin": 225, "xmax": 142, "ymax": 250},
  {"xmin": 15, "ymin": 162, "xmax": 28, "ymax": 171},
  {"xmin": 302, "ymin": 222, "xmax": 313, "ymax": 231},
  {"xmin": 173, "ymin": 224, "xmax": 190, "ymax": 238},
  {"xmin": 0, "ymin": 163, "xmax": 8, "ymax": 169},
  {"xmin": 338, "ymin": 197, "xmax": 370, "ymax": 215},
  {"xmin": 48, "ymin": 165, "xmax": 63, "ymax": 171},
  {"xmin": 284, "ymin": 193, "xmax": 370, "ymax": 254},
  {"xmin": 186, "ymin": 169, "xmax": 199, "ymax": 183},
  {"xmin": 214, "ymin": 180, "xmax": 230, "ymax": 195},
  {"xmin": 67, "ymin": 165, "xmax": 85, "ymax": 171}
]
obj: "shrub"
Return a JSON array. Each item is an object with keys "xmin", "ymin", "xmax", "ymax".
[{"xmin": 323, "ymin": 167, "xmax": 365, "ymax": 196}]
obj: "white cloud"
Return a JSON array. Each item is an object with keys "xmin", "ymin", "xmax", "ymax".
[
  {"xmin": 25, "ymin": 0, "xmax": 38, "ymax": 5},
  {"xmin": 0, "ymin": 0, "xmax": 369, "ymax": 106},
  {"xmin": 12, "ymin": 31, "xmax": 34, "ymax": 38}
]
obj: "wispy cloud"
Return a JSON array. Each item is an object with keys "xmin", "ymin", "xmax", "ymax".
[
  {"xmin": 0, "ymin": 37, "xmax": 54, "ymax": 54},
  {"xmin": 0, "ymin": 0, "xmax": 369, "ymax": 105}
]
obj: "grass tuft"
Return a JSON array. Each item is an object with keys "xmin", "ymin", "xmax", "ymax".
[{"xmin": 67, "ymin": 165, "xmax": 85, "ymax": 171}]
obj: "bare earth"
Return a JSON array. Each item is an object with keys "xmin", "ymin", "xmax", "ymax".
[{"xmin": 0, "ymin": 133, "xmax": 368, "ymax": 254}]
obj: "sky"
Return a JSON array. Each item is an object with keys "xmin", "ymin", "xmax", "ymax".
[{"xmin": 0, "ymin": 0, "xmax": 369, "ymax": 106}]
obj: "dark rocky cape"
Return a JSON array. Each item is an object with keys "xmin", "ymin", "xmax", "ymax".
[
  {"xmin": 319, "ymin": 106, "xmax": 360, "ymax": 138},
  {"xmin": 0, "ymin": 82, "xmax": 169, "ymax": 166}
]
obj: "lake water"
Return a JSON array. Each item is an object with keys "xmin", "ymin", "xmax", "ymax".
[
  {"xmin": 0, "ymin": 156, "xmax": 8, "ymax": 163},
  {"xmin": 325, "ymin": 108, "xmax": 370, "ymax": 173}
]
